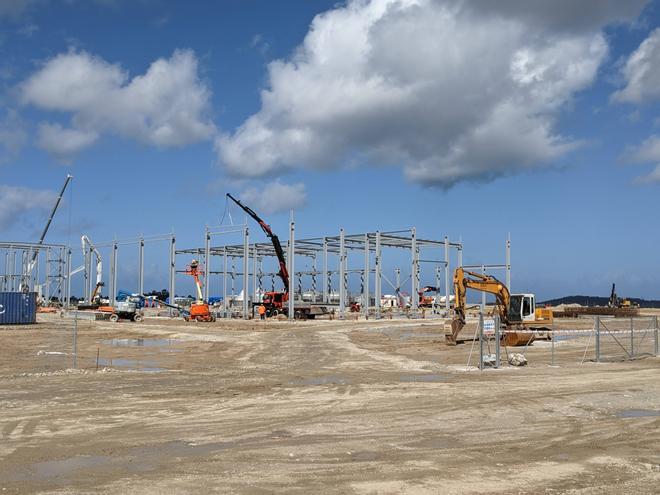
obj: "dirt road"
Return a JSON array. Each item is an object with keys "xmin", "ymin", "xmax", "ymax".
[{"xmin": 1, "ymin": 315, "xmax": 658, "ymax": 493}]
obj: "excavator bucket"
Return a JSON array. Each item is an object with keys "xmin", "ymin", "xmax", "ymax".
[
  {"xmin": 446, "ymin": 318, "xmax": 464, "ymax": 345},
  {"xmin": 502, "ymin": 331, "xmax": 535, "ymax": 347}
]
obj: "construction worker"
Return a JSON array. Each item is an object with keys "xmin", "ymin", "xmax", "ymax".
[{"xmin": 258, "ymin": 304, "xmax": 266, "ymax": 320}]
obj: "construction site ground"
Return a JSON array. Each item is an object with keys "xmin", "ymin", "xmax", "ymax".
[{"xmin": 1, "ymin": 313, "xmax": 659, "ymax": 494}]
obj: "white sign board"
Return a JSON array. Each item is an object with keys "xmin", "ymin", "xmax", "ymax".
[{"xmin": 483, "ymin": 318, "xmax": 496, "ymax": 333}]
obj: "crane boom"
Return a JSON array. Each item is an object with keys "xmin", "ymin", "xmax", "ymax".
[
  {"xmin": 21, "ymin": 174, "xmax": 73, "ymax": 291},
  {"xmin": 226, "ymin": 193, "xmax": 289, "ymax": 293},
  {"xmin": 35, "ymin": 174, "xmax": 73, "ymax": 254}
]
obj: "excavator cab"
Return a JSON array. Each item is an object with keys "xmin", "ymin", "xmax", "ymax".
[{"xmin": 508, "ymin": 294, "xmax": 536, "ymax": 323}]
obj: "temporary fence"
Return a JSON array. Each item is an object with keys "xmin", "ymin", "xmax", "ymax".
[{"xmin": 465, "ymin": 315, "xmax": 659, "ymax": 370}]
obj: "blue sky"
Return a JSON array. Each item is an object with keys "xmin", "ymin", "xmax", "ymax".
[{"xmin": 1, "ymin": 0, "xmax": 660, "ymax": 300}]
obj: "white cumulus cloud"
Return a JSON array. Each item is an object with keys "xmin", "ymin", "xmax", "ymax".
[
  {"xmin": 21, "ymin": 49, "xmax": 215, "ymax": 160},
  {"xmin": 215, "ymin": 0, "xmax": 645, "ymax": 187},
  {"xmin": 237, "ymin": 181, "xmax": 307, "ymax": 215},
  {"xmin": 0, "ymin": 184, "xmax": 57, "ymax": 230},
  {"xmin": 624, "ymin": 134, "xmax": 660, "ymax": 184},
  {"xmin": 37, "ymin": 123, "xmax": 98, "ymax": 163},
  {"xmin": 612, "ymin": 28, "xmax": 660, "ymax": 104}
]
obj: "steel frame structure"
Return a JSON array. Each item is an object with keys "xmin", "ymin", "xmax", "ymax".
[
  {"xmin": 177, "ymin": 226, "xmax": 464, "ymax": 319},
  {"xmin": 0, "ymin": 241, "xmax": 69, "ymax": 303},
  {"xmin": 2, "ymin": 226, "xmax": 508, "ymax": 319}
]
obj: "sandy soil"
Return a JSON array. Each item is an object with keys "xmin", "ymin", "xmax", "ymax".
[{"xmin": 0, "ymin": 314, "xmax": 658, "ymax": 494}]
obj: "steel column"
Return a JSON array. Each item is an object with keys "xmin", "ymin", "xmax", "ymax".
[
  {"xmin": 65, "ymin": 248, "xmax": 72, "ymax": 307},
  {"xmin": 363, "ymin": 233, "xmax": 369, "ymax": 316},
  {"xmin": 457, "ymin": 242, "xmax": 463, "ymax": 268},
  {"xmin": 481, "ymin": 264, "xmax": 486, "ymax": 312},
  {"xmin": 252, "ymin": 245, "xmax": 258, "ymax": 304},
  {"xmin": 223, "ymin": 247, "xmax": 227, "ymax": 316},
  {"xmin": 44, "ymin": 248, "xmax": 50, "ymax": 302},
  {"xmin": 110, "ymin": 241, "xmax": 118, "ymax": 305},
  {"xmin": 3, "ymin": 250, "xmax": 8, "ymax": 291},
  {"xmin": 204, "ymin": 228, "xmax": 211, "ymax": 302},
  {"xmin": 339, "ymin": 228, "xmax": 345, "ymax": 318},
  {"xmin": 138, "ymin": 237, "xmax": 145, "ymax": 296},
  {"xmin": 505, "ymin": 234, "xmax": 511, "ymax": 291},
  {"xmin": 83, "ymin": 245, "xmax": 90, "ymax": 303},
  {"xmin": 444, "ymin": 236, "xmax": 450, "ymax": 312},
  {"xmin": 288, "ymin": 221, "xmax": 295, "ymax": 320},
  {"xmin": 168, "ymin": 234, "xmax": 176, "ymax": 315},
  {"xmin": 375, "ymin": 231, "xmax": 381, "ymax": 319},
  {"xmin": 243, "ymin": 227, "xmax": 250, "ymax": 319},
  {"xmin": 411, "ymin": 227, "xmax": 418, "ymax": 311},
  {"xmin": 322, "ymin": 238, "xmax": 329, "ymax": 304}
]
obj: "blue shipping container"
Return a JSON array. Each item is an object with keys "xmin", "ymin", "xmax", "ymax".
[{"xmin": 0, "ymin": 292, "xmax": 37, "ymax": 325}]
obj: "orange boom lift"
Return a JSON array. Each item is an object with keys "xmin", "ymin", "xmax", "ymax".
[{"xmin": 184, "ymin": 259, "xmax": 216, "ymax": 322}]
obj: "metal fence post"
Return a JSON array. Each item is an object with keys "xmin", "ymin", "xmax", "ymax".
[
  {"xmin": 243, "ymin": 227, "xmax": 250, "ymax": 320},
  {"xmin": 72, "ymin": 311, "xmax": 78, "ymax": 369},
  {"xmin": 551, "ymin": 329, "xmax": 555, "ymax": 366},
  {"xmin": 654, "ymin": 316, "xmax": 658, "ymax": 357},
  {"xmin": 595, "ymin": 316, "xmax": 600, "ymax": 363},
  {"xmin": 479, "ymin": 312, "xmax": 484, "ymax": 371},
  {"xmin": 494, "ymin": 314, "xmax": 500, "ymax": 369},
  {"xmin": 630, "ymin": 317, "xmax": 634, "ymax": 357}
]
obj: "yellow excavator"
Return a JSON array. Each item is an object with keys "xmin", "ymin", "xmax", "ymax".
[{"xmin": 448, "ymin": 267, "xmax": 553, "ymax": 346}]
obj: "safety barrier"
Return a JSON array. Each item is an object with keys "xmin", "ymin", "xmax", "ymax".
[{"xmin": 465, "ymin": 315, "xmax": 659, "ymax": 370}]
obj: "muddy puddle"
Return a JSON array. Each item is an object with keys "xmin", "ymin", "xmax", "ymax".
[
  {"xmin": 617, "ymin": 409, "xmax": 660, "ymax": 418},
  {"xmin": 289, "ymin": 373, "xmax": 450, "ymax": 387},
  {"xmin": 289, "ymin": 375, "xmax": 351, "ymax": 386},
  {"xmin": 102, "ymin": 338, "xmax": 183, "ymax": 350},
  {"xmin": 97, "ymin": 358, "xmax": 166, "ymax": 372},
  {"xmin": 5, "ymin": 440, "xmax": 238, "ymax": 484},
  {"xmin": 398, "ymin": 374, "xmax": 450, "ymax": 383},
  {"xmin": 367, "ymin": 327, "xmax": 442, "ymax": 341},
  {"xmin": 95, "ymin": 338, "xmax": 186, "ymax": 371}
]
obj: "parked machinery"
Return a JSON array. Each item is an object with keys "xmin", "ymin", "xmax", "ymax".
[
  {"xmin": 608, "ymin": 283, "xmax": 640, "ymax": 309},
  {"xmin": 418, "ymin": 286, "xmax": 439, "ymax": 308},
  {"xmin": 448, "ymin": 267, "xmax": 552, "ymax": 346},
  {"xmin": 99, "ymin": 295, "xmax": 143, "ymax": 323},
  {"xmin": 183, "ymin": 259, "xmax": 216, "ymax": 322}
]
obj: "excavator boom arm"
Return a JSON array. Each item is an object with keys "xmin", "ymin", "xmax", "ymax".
[{"xmin": 448, "ymin": 267, "xmax": 511, "ymax": 344}]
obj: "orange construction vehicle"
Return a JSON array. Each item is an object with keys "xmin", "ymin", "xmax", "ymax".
[
  {"xmin": 418, "ymin": 286, "xmax": 439, "ymax": 307},
  {"xmin": 184, "ymin": 259, "xmax": 216, "ymax": 322}
]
